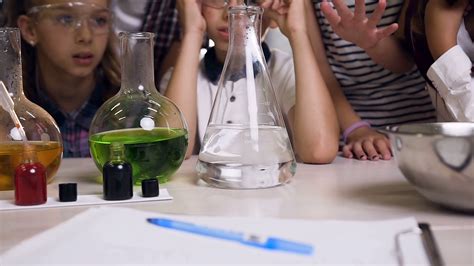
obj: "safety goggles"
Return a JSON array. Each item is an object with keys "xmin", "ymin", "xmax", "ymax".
[
  {"xmin": 202, "ymin": 0, "xmax": 229, "ymax": 9},
  {"xmin": 203, "ymin": 0, "xmax": 255, "ymax": 9},
  {"xmin": 202, "ymin": 0, "xmax": 258, "ymax": 9},
  {"xmin": 27, "ymin": 2, "xmax": 112, "ymax": 35}
]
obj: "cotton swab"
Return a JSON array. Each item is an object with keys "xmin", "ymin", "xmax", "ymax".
[{"xmin": 0, "ymin": 80, "xmax": 28, "ymax": 143}]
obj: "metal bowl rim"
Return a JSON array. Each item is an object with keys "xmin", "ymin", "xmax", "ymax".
[{"xmin": 378, "ymin": 122, "xmax": 474, "ymax": 138}]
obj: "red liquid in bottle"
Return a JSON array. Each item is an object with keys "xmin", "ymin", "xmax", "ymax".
[{"xmin": 14, "ymin": 162, "xmax": 47, "ymax": 205}]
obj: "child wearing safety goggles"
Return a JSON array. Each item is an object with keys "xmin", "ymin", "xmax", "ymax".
[
  {"xmin": 5, "ymin": 0, "xmax": 120, "ymax": 158},
  {"xmin": 161, "ymin": 0, "xmax": 340, "ymax": 163}
]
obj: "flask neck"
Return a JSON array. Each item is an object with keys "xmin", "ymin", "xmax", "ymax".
[
  {"xmin": 109, "ymin": 142, "xmax": 126, "ymax": 162},
  {"xmin": 119, "ymin": 32, "xmax": 157, "ymax": 95},
  {"xmin": 227, "ymin": 6, "xmax": 263, "ymax": 60},
  {"xmin": 22, "ymin": 147, "xmax": 39, "ymax": 163},
  {"xmin": 0, "ymin": 28, "xmax": 26, "ymax": 100}
]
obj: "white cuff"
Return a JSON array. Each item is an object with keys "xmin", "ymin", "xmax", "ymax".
[{"xmin": 427, "ymin": 45, "xmax": 471, "ymax": 96}]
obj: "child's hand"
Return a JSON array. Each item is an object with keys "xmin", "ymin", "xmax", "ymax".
[
  {"xmin": 176, "ymin": 0, "xmax": 206, "ymax": 36},
  {"xmin": 258, "ymin": 0, "xmax": 288, "ymax": 15},
  {"xmin": 343, "ymin": 127, "xmax": 392, "ymax": 161},
  {"xmin": 320, "ymin": 0, "xmax": 398, "ymax": 50},
  {"xmin": 264, "ymin": 0, "xmax": 310, "ymax": 38}
]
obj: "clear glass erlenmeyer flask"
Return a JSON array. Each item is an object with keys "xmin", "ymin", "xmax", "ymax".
[
  {"xmin": 196, "ymin": 6, "xmax": 296, "ymax": 189},
  {"xmin": 89, "ymin": 32, "xmax": 188, "ymax": 185},
  {"xmin": 0, "ymin": 28, "xmax": 63, "ymax": 191}
]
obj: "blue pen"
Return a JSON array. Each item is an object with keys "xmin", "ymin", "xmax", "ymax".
[{"xmin": 147, "ymin": 218, "xmax": 314, "ymax": 256}]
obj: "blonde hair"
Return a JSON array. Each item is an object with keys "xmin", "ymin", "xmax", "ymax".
[{"xmin": 4, "ymin": 0, "xmax": 121, "ymax": 101}]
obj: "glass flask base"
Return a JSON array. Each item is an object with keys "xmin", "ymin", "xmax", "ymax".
[
  {"xmin": 0, "ymin": 141, "xmax": 62, "ymax": 191},
  {"xmin": 89, "ymin": 128, "xmax": 187, "ymax": 185},
  {"xmin": 196, "ymin": 160, "xmax": 295, "ymax": 189}
]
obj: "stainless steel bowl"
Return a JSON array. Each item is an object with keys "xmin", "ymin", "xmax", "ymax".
[{"xmin": 382, "ymin": 123, "xmax": 474, "ymax": 212}]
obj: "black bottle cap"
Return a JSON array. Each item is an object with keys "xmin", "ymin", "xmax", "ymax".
[
  {"xmin": 141, "ymin": 178, "xmax": 159, "ymax": 197},
  {"xmin": 59, "ymin": 183, "xmax": 77, "ymax": 202}
]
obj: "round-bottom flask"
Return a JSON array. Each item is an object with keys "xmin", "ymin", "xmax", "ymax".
[
  {"xmin": 0, "ymin": 28, "xmax": 62, "ymax": 191},
  {"xmin": 89, "ymin": 32, "xmax": 188, "ymax": 185}
]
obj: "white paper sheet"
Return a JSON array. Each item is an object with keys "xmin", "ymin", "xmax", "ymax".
[
  {"xmin": 0, "ymin": 189, "xmax": 172, "ymax": 211},
  {"xmin": 1, "ymin": 207, "xmax": 430, "ymax": 265}
]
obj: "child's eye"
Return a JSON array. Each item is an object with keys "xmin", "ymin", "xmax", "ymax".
[
  {"xmin": 91, "ymin": 15, "xmax": 110, "ymax": 28},
  {"xmin": 55, "ymin": 14, "xmax": 75, "ymax": 27}
]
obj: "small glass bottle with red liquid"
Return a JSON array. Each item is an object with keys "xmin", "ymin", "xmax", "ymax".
[{"xmin": 14, "ymin": 152, "xmax": 47, "ymax": 206}]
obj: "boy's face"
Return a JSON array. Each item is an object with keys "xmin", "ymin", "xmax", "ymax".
[
  {"xmin": 202, "ymin": 0, "xmax": 234, "ymax": 56},
  {"xmin": 202, "ymin": 0, "xmax": 273, "ymax": 59},
  {"xmin": 27, "ymin": 0, "xmax": 110, "ymax": 79}
]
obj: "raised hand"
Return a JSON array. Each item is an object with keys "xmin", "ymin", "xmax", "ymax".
[
  {"xmin": 176, "ymin": 0, "xmax": 206, "ymax": 35},
  {"xmin": 257, "ymin": 0, "xmax": 288, "ymax": 15},
  {"xmin": 320, "ymin": 0, "xmax": 398, "ymax": 50},
  {"xmin": 343, "ymin": 126, "xmax": 392, "ymax": 161},
  {"xmin": 263, "ymin": 0, "xmax": 311, "ymax": 38}
]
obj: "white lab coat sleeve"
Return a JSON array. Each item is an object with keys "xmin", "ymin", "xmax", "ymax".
[{"xmin": 427, "ymin": 45, "xmax": 474, "ymax": 122}]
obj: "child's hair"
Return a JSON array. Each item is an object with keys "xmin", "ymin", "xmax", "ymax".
[
  {"xmin": 445, "ymin": 0, "xmax": 474, "ymax": 5},
  {"xmin": 4, "ymin": 0, "xmax": 121, "ymax": 102},
  {"xmin": 404, "ymin": 0, "xmax": 474, "ymax": 83}
]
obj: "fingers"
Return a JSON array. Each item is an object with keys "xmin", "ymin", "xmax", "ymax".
[
  {"xmin": 332, "ymin": 0, "xmax": 354, "ymax": 19},
  {"xmin": 258, "ymin": 0, "xmax": 273, "ymax": 8},
  {"xmin": 342, "ymin": 144, "xmax": 354, "ymax": 159},
  {"xmin": 321, "ymin": 0, "xmax": 342, "ymax": 27},
  {"xmin": 176, "ymin": 0, "xmax": 205, "ymax": 34},
  {"xmin": 367, "ymin": 0, "xmax": 386, "ymax": 28},
  {"xmin": 353, "ymin": 140, "xmax": 379, "ymax": 161},
  {"xmin": 354, "ymin": 0, "xmax": 366, "ymax": 20},
  {"xmin": 274, "ymin": 5, "xmax": 289, "ymax": 15},
  {"xmin": 374, "ymin": 138, "xmax": 392, "ymax": 160},
  {"xmin": 259, "ymin": 0, "xmax": 287, "ymax": 13},
  {"xmin": 259, "ymin": 0, "xmax": 279, "ymax": 9},
  {"xmin": 264, "ymin": 8, "xmax": 284, "ymax": 25},
  {"xmin": 362, "ymin": 139, "xmax": 380, "ymax": 161},
  {"xmin": 272, "ymin": 0, "xmax": 283, "ymax": 10},
  {"xmin": 345, "ymin": 137, "xmax": 392, "ymax": 161},
  {"xmin": 376, "ymin": 23, "xmax": 399, "ymax": 39},
  {"xmin": 352, "ymin": 142, "xmax": 367, "ymax": 160}
]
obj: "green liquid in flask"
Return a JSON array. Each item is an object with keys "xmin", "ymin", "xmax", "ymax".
[{"xmin": 89, "ymin": 128, "xmax": 188, "ymax": 184}]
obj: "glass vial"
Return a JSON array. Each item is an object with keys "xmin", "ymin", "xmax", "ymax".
[
  {"xmin": 196, "ymin": 6, "xmax": 296, "ymax": 189},
  {"xmin": 14, "ymin": 152, "xmax": 47, "ymax": 205},
  {"xmin": 103, "ymin": 142, "xmax": 133, "ymax": 201}
]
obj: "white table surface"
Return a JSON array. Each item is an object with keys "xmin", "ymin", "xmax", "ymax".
[{"xmin": 1, "ymin": 156, "xmax": 473, "ymax": 264}]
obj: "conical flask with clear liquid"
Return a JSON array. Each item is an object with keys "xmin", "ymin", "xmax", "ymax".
[
  {"xmin": 196, "ymin": 5, "xmax": 296, "ymax": 189},
  {"xmin": 0, "ymin": 28, "xmax": 63, "ymax": 191}
]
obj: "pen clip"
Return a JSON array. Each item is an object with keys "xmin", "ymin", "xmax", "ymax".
[
  {"xmin": 418, "ymin": 223, "xmax": 444, "ymax": 266},
  {"xmin": 394, "ymin": 223, "xmax": 445, "ymax": 266}
]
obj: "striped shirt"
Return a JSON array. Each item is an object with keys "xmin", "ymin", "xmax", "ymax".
[{"xmin": 313, "ymin": 0, "xmax": 436, "ymax": 127}]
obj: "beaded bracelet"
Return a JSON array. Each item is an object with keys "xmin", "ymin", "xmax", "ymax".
[{"xmin": 343, "ymin": 120, "xmax": 371, "ymax": 143}]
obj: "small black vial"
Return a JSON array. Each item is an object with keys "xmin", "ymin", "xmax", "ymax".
[
  {"xmin": 59, "ymin": 183, "xmax": 77, "ymax": 202},
  {"xmin": 141, "ymin": 178, "xmax": 159, "ymax": 197},
  {"xmin": 103, "ymin": 142, "xmax": 133, "ymax": 201}
]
